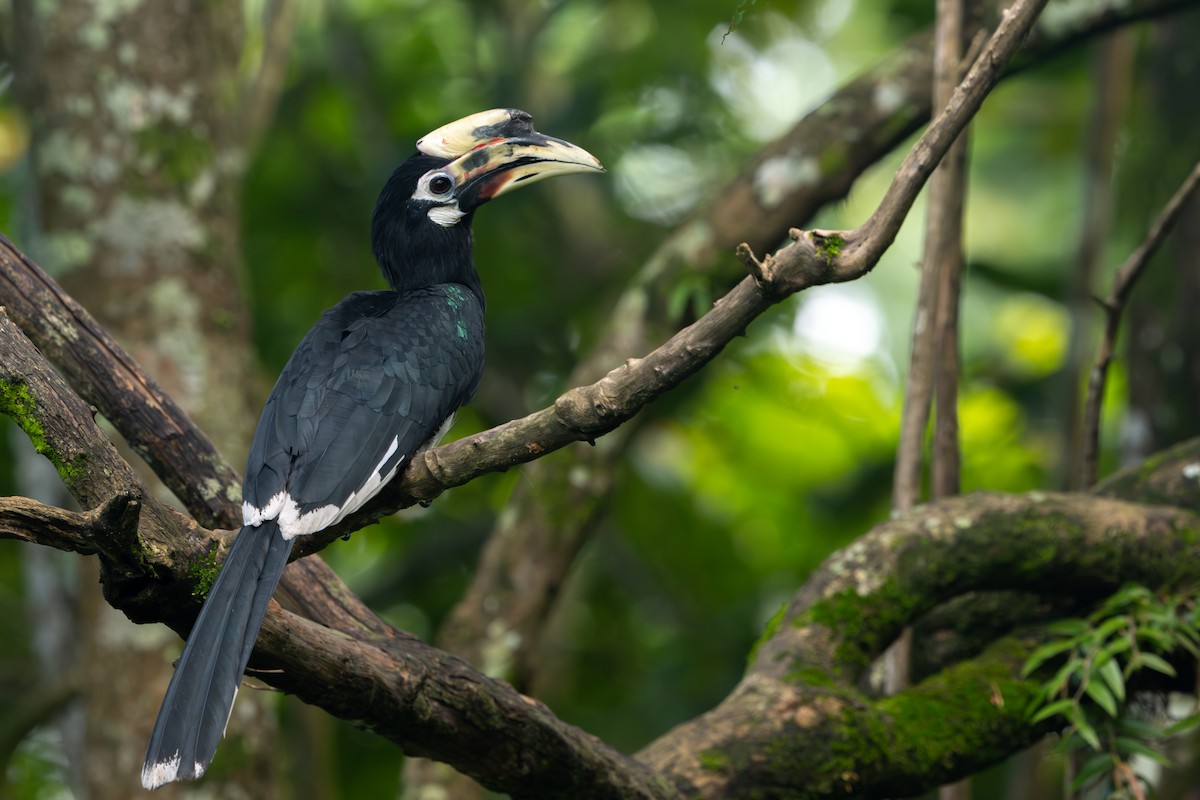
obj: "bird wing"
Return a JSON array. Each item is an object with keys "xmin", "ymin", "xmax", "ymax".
[{"xmin": 242, "ymin": 286, "xmax": 484, "ymax": 535}]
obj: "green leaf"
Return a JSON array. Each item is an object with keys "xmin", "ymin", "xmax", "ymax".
[
  {"xmin": 1098, "ymin": 637, "xmax": 1132, "ymax": 662},
  {"xmin": 1137, "ymin": 652, "xmax": 1177, "ymax": 677},
  {"xmin": 1031, "ymin": 699, "xmax": 1075, "ymax": 725},
  {"xmin": 1070, "ymin": 752, "xmax": 1115, "ymax": 791},
  {"xmin": 1176, "ymin": 635, "xmax": 1200, "ymax": 659},
  {"xmin": 1116, "ymin": 715, "xmax": 1169, "ymax": 740},
  {"xmin": 1105, "ymin": 584, "xmax": 1152, "ymax": 608},
  {"xmin": 1114, "ymin": 736, "xmax": 1170, "ymax": 765},
  {"xmin": 1057, "ymin": 730, "xmax": 1091, "ymax": 754},
  {"xmin": 1097, "ymin": 658, "xmax": 1126, "ymax": 703},
  {"xmin": 1165, "ymin": 714, "xmax": 1200, "ymax": 736},
  {"xmin": 1069, "ymin": 707, "xmax": 1102, "ymax": 751},
  {"xmin": 1136, "ymin": 628, "xmax": 1175, "ymax": 649},
  {"xmin": 1047, "ymin": 618, "xmax": 1089, "ymax": 637},
  {"xmin": 1046, "ymin": 658, "xmax": 1084, "ymax": 695},
  {"xmin": 1083, "ymin": 679, "xmax": 1118, "ymax": 717},
  {"xmin": 1175, "ymin": 621, "xmax": 1200, "ymax": 643},
  {"xmin": 1022, "ymin": 638, "xmax": 1078, "ymax": 677},
  {"xmin": 1093, "ymin": 614, "xmax": 1130, "ymax": 640}
]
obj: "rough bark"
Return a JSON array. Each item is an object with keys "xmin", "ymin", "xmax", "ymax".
[{"xmin": 9, "ymin": 0, "xmax": 297, "ymax": 795}]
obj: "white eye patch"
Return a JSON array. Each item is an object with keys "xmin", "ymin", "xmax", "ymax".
[{"xmin": 414, "ymin": 171, "xmax": 465, "ymax": 227}]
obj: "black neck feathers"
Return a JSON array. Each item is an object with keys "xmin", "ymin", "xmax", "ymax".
[{"xmin": 370, "ymin": 154, "xmax": 484, "ymax": 306}]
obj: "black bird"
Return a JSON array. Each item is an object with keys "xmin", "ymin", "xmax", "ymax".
[{"xmin": 141, "ymin": 109, "xmax": 603, "ymax": 789}]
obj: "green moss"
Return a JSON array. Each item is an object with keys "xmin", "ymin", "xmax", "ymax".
[
  {"xmin": 815, "ymin": 233, "xmax": 845, "ymax": 267},
  {"xmin": 785, "ymin": 665, "xmax": 839, "ymax": 688},
  {"xmin": 697, "ymin": 748, "xmax": 731, "ymax": 773},
  {"xmin": 0, "ymin": 378, "xmax": 88, "ymax": 486},
  {"xmin": 875, "ymin": 638, "xmax": 1041, "ymax": 783},
  {"xmin": 747, "ymin": 600, "xmax": 788, "ymax": 667},
  {"xmin": 799, "ymin": 581, "xmax": 915, "ymax": 675},
  {"xmin": 187, "ymin": 544, "xmax": 222, "ymax": 600},
  {"xmin": 135, "ymin": 127, "xmax": 214, "ymax": 185}
]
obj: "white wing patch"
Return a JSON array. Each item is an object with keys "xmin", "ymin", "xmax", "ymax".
[
  {"xmin": 241, "ymin": 436, "xmax": 405, "ymax": 541},
  {"xmin": 141, "ymin": 752, "xmax": 183, "ymax": 790}
]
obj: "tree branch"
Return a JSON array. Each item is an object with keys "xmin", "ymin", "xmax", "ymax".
[
  {"xmin": 816, "ymin": 0, "xmax": 1049, "ymax": 279},
  {"xmin": 894, "ymin": 0, "xmax": 972, "ymax": 511},
  {"xmin": 0, "ymin": 233, "xmax": 242, "ymax": 531},
  {"xmin": 928, "ymin": 0, "xmax": 969, "ymax": 503},
  {"xmin": 428, "ymin": 0, "xmax": 1200, "ymax": 717},
  {"xmin": 0, "ymin": 493, "xmax": 144, "ymax": 556},
  {"xmin": 0, "ymin": 307, "xmax": 146, "ymax": 513},
  {"xmin": 1079, "ymin": 159, "xmax": 1200, "ymax": 487}
]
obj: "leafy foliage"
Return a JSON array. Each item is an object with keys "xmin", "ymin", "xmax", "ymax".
[{"xmin": 1024, "ymin": 585, "xmax": 1200, "ymax": 798}]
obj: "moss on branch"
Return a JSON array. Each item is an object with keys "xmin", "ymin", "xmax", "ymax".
[{"xmin": 0, "ymin": 377, "xmax": 88, "ymax": 487}]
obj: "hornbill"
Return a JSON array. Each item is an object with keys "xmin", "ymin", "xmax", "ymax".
[{"xmin": 141, "ymin": 109, "xmax": 603, "ymax": 789}]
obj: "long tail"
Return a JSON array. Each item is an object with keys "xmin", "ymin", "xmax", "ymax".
[{"xmin": 142, "ymin": 520, "xmax": 293, "ymax": 790}]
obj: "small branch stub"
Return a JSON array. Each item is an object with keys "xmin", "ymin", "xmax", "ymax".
[{"xmin": 736, "ymin": 242, "xmax": 768, "ymax": 286}]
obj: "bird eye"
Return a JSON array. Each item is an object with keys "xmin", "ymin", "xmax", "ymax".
[{"xmin": 428, "ymin": 173, "xmax": 453, "ymax": 195}]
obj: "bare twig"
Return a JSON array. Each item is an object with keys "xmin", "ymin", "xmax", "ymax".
[
  {"xmin": 758, "ymin": 0, "xmax": 1050, "ymax": 288},
  {"xmin": 929, "ymin": 0, "xmax": 969, "ymax": 502},
  {"xmin": 1065, "ymin": 32, "xmax": 1135, "ymax": 489},
  {"xmin": 1079, "ymin": 160, "xmax": 1200, "ymax": 487},
  {"xmin": 239, "ymin": 0, "xmax": 299, "ymax": 147},
  {"xmin": 894, "ymin": 0, "xmax": 971, "ymax": 512}
]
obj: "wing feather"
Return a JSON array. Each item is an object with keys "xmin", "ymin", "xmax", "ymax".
[{"xmin": 242, "ymin": 287, "xmax": 484, "ymax": 522}]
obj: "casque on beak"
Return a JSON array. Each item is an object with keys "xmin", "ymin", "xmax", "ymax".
[{"xmin": 418, "ymin": 108, "xmax": 604, "ymax": 202}]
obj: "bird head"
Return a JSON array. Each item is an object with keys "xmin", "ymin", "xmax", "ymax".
[{"xmin": 372, "ymin": 109, "xmax": 603, "ymax": 294}]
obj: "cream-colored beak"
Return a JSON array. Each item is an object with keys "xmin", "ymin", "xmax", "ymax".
[{"xmin": 418, "ymin": 109, "xmax": 604, "ymax": 201}]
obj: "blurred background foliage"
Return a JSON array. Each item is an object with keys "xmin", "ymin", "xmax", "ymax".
[{"xmin": 1, "ymin": 0, "xmax": 1197, "ymax": 797}]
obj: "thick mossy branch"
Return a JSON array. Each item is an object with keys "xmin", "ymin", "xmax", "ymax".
[
  {"xmin": 639, "ymin": 443, "xmax": 1200, "ymax": 797},
  {"xmin": 756, "ymin": 492, "xmax": 1200, "ymax": 683},
  {"xmin": 638, "ymin": 482, "xmax": 1200, "ymax": 797},
  {"xmin": 871, "ymin": 637, "xmax": 1046, "ymax": 793},
  {"xmin": 638, "ymin": 638, "xmax": 1046, "ymax": 800}
]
